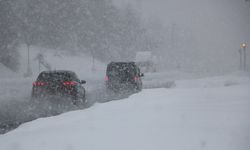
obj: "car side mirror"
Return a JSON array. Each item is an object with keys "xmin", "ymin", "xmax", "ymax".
[
  {"xmin": 80, "ymin": 80, "xmax": 86, "ymax": 84},
  {"xmin": 140, "ymin": 73, "xmax": 144, "ymax": 77}
]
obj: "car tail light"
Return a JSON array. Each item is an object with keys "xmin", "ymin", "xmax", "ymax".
[
  {"xmin": 32, "ymin": 82, "xmax": 48, "ymax": 86},
  {"xmin": 63, "ymin": 81, "xmax": 78, "ymax": 86},
  {"xmin": 105, "ymin": 76, "xmax": 109, "ymax": 81},
  {"xmin": 134, "ymin": 76, "xmax": 139, "ymax": 81}
]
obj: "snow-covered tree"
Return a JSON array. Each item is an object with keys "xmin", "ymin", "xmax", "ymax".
[
  {"xmin": 0, "ymin": 0, "xmax": 19, "ymax": 71},
  {"xmin": 13, "ymin": 0, "xmax": 157, "ymax": 62}
]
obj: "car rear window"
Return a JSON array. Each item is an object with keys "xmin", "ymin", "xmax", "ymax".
[
  {"xmin": 37, "ymin": 72, "xmax": 78, "ymax": 82},
  {"xmin": 107, "ymin": 63, "xmax": 136, "ymax": 77}
]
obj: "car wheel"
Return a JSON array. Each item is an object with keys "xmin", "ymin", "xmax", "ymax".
[
  {"xmin": 73, "ymin": 96, "xmax": 86, "ymax": 108},
  {"xmin": 135, "ymin": 84, "xmax": 142, "ymax": 92}
]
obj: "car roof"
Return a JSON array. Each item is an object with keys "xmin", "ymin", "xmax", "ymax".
[
  {"xmin": 40, "ymin": 70, "xmax": 75, "ymax": 74},
  {"xmin": 108, "ymin": 61, "xmax": 136, "ymax": 66}
]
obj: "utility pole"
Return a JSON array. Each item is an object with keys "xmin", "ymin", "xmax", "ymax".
[
  {"xmin": 171, "ymin": 23, "xmax": 176, "ymax": 50},
  {"xmin": 24, "ymin": 44, "xmax": 32, "ymax": 77},
  {"xmin": 28, "ymin": 44, "xmax": 30, "ymax": 72},
  {"xmin": 239, "ymin": 48, "xmax": 242, "ymax": 70},
  {"xmin": 170, "ymin": 23, "xmax": 178, "ymax": 68}
]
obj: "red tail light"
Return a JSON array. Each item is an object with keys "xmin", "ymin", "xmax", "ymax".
[
  {"xmin": 134, "ymin": 76, "xmax": 139, "ymax": 81},
  {"xmin": 105, "ymin": 76, "xmax": 109, "ymax": 81},
  {"xmin": 33, "ymin": 82, "xmax": 48, "ymax": 86},
  {"xmin": 63, "ymin": 81, "xmax": 78, "ymax": 86}
]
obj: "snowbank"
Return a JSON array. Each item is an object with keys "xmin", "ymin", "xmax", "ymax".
[
  {"xmin": 1, "ymin": 75, "xmax": 250, "ymax": 150},
  {"xmin": 0, "ymin": 64, "xmax": 19, "ymax": 78}
]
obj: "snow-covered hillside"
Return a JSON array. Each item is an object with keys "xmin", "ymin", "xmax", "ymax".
[
  {"xmin": 0, "ymin": 64, "xmax": 19, "ymax": 79},
  {"xmin": 1, "ymin": 73, "xmax": 249, "ymax": 150},
  {"xmin": 18, "ymin": 45, "xmax": 106, "ymax": 80}
]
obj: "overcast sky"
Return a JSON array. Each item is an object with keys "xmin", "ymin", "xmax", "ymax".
[
  {"xmin": 114, "ymin": 0, "xmax": 249, "ymax": 45},
  {"xmin": 113, "ymin": 0, "xmax": 250, "ymax": 73}
]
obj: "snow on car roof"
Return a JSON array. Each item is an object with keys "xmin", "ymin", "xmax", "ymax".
[{"xmin": 41, "ymin": 70, "xmax": 75, "ymax": 74}]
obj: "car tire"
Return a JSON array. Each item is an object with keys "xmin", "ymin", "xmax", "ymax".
[
  {"xmin": 73, "ymin": 95, "xmax": 86, "ymax": 108},
  {"xmin": 135, "ymin": 84, "xmax": 142, "ymax": 92}
]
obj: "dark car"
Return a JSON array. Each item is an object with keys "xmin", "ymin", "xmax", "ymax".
[
  {"xmin": 31, "ymin": 70, "xmax": 86, "ymax": 106},
  {"xmin": 105, "ymin": 62, "xmax": 144, "ymax": 93}
]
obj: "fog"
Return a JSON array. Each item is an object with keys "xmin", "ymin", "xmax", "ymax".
[
  {"xmin": 0, "ymin": 1, "xmax": 250, "ymax": 149},
  {"xmin": 114, "ymin": 0, "xmax": 250, "ymax": 74},
  {"xmin": 0, "ymin": 0, "xmax": 249, "ymax": 75}
]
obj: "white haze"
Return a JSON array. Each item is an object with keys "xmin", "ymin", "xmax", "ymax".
[{"xmin": 114, "ymin": 0, "xmax": 250, "ymax": 75}]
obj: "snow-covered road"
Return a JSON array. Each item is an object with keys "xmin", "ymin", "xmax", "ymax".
[
  {"xmin": 1, "ymin": 47, "xmax": 249, "ymax": 149},
  {"xmin": 0, "ymin": 77, "xmax": 106, "ymax": 133},
  {"xmin": 0, "ymin": 72, "xmax": 250, "ymax": 150},
  {"xmin": 0, "ymin": 75, "xmax": 137, "ymax": 134}
]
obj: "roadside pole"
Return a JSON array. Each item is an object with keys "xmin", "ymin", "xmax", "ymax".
[
  {"xmin": 243, "ymin": 46, "xmax": 247, "ymax": 71},
  {"xmin": 241, "ymin": 43, "xmax": 247, "ymax": 71},
  {"xmin": 239, "ymin": 48, "xmax": 242, "ymax": 70}
]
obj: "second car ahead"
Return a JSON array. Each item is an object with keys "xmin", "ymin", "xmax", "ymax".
[
  {"xmin": 105, "ymin": 62, "xmax": 144, "ymax": 93},
  {"xmin": 31, "ymin": 70, "xmax": 86, "ymax": 106}
]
